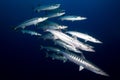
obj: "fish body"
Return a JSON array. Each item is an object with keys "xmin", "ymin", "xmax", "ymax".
[
  {"xmin": 60, "ymin": 15, "xmax": 87, "ymax": 21},
  {"xmin": 22, "ymin": 30, "xmax": 41, "ymax": 36},
  {"xmin": 39, "ymin": 25, "xmax": 67, "ymax": 30},
  {"xmin": 34, "ymin": 4, "xmax": 61, "ymax": 12},
  {"xmin": 46, "ymin": 11, "xmax": 65, "ymax": 18},
  {"xmin": 54, "ymin": 40, "xmax": 82, "ymax": 54},
  {"xmin": 40, "ymin": 46, "xmax": 60, "ymax": 53},
  {"xmin": 66, "ymin": 31, "xmax": 102, "ymax": 43},
  {"xmin": 46, "ymin": 53, "xmax": 67, "ymax": 62},
  {"xmin": 46, "ymin": 29, "xmax": 95, "ymax": 52},
  {"xmin": 41, "ymin": 33, "xmax": 56, "ymax": 40},
  {"xmin": 38, "ymin": 21, "xmax": 67, "ymax": 30},
  {"xmin": 60, "ymin": 51, "xmax": 109, "ymax": 76},
  {"xmin": 14, "ymin": 17, "xmax": 48, "ymax": 30}
]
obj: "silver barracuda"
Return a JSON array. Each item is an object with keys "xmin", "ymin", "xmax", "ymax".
[
  {"xmin": 14, "ymin": 17, "xmax": 48, "ymax": 30},
  {"xmin": 46, "ymin": 53, "xmax": 67, "ymax": 63},
  {"xmin": 46, "ymin": 10, "xmax": 65, "ymax": 18},
  {"xmin": 34, "ymin": 4, "xmax": 61, "ymax": 12},
  {"xmin": 41, "ymin": 33, "xmax": 57, "ymax": 40},
  {"xmin": 46, "ymin": 29, "xmax": 95, "ymax": 52},
  {"xmin": 40, "ymin": 46, "xmax": 60, "ymax": 53},
  {"xmin": 54, "ymin": 40, "xmax": 82, "ymax": 54},
  {"xmin": 38, "ymin": 21, "xmax": 67, "ymax": 30},
  {"xmin": 66, "ymin": 31, "xmax": 102, "ymax": 43},
  {"xmin": 59, "ymin": 50, "xmax": 109, "ymax": 76},
  {"xmin": 21, "ymin": 30, "xmax": 41, "ymax": 36},
  {"xmin": 59, "ymin": 15, "xmax": 87, "ymax": 21}
]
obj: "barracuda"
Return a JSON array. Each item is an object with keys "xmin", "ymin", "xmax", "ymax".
[
  {"xmin": 21, "ymin": 30, "xmax": 41, "ymax": 36},
  {"xmin": 46, "ymin": 29, "xmax": 95, "ymax": 52},
  {"xmin": 59, "ymin": 51, "xmax": 109, "ymax": 76},
  {"xmin": 60, "ymin": 15, "xmax": 87, "ymax": 21},
  {"xmin": 54, "ymin": 40, "xmax": 82, "ymax": 54},
  {"xmin": 46, "ymin": 53, "xmax": 67, "ymax": 63},
  {"xmin": 66, "ymin": 31, "xmax": 102, "ymax": 43},
  {"xmin": 34, "ymin": 4, "xmax": 61, "ymax": 12},
  {"xmin": 14, "ymin": 17, "xmax": 48, "ymax": 30},
  {"xmin": 40, "ymin": 46, "xmax": 60, "ymax": 53},
  {"xmin": 38, "ymin": 21, "xmax": 68, "ymax": 30}
]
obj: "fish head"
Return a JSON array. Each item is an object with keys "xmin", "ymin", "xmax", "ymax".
[
  {"xmin": 77, "ymin": 16, "xmax": 87, "ymax": 20},
  {"xmin": 61, "ymin": 12, "xmax": 65, "ymax": 15},
  {"xmin": 57, "ymin": 12, "xmax": 65, "ymax": 16},
  {"xmin": 94, "ymin": 69, "xmax": 109, "ymax": 77},
  {"xmin": 95, "ymin": 39, "xmax": 103, "ymax": 44},
  {"xmin": 48, "ymin": 4, "xmax": 60, "ymax": 10},
  {"xmin": 45, "ymin": 29, "xmax": 51, "ymax": 32},
  {"xmin": 88, "ymin": 37, "xmax": 102, "ymax": 44},
  {"xmin": 87, "ymin": 47, "xmax": 95, "ymax": 52},
  {"xmin": 38, "ymin": 17, "xmax": 48, "ymax": 22},
  {"xmin": 45, "ymin": 29, "xmax": 56, "ymax": 36}
]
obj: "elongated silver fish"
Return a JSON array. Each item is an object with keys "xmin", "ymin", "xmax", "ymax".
[
  {"xmin": 59, "ymin": 15, "xmax": 87, "ymax": 21},
  {"xmin": 66, "ymin": 31, "xmax": 102, "ymax": 43},
  {"xmin": 21, "ymin": 30, "xmax": 41, "ymax": 36},
  {"xmin": 46, "ymin": 53, "xmax": 67, "ymax": 63},
  {"xmin": 14, "ymin": 17, "xmax": 48, "ymax": 30},
  {"xmin": 40, "ymin": 46, "xmax": 60, "ymax": 53},
  {"xmin": 38, "ymin": 21, "xmax": 67, "ymax": 30},
  {"xmin": 34, "ymin": 4, "xmax": 61, "ymax": 12},
  {"xmin": 46, "ymin": 29, "xmax": 95, "ymax": 52},
  {"xmin": 46, "ymin": 10, "xmax": 65, "ymax": 18},
  {"xmin": 41, "ymin": 33, "xmax": 56, "ymax": 40},
  {"xmin": 54, "ymin": 40, "xmax": 82, "ymax": 54},
  {"xmin": 59, "ymin": 50, "xmax": 109, "ymax": 76}
]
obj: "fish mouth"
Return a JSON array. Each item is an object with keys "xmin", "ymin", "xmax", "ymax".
[
  {"xmin": 98, "ymin": 71, "xmax": 110, "ymax": 77},
  {"xmin": 93, "ymin": 69, "xmax": 110, "ymax": 77}
]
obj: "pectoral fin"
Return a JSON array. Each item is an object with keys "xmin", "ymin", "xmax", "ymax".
[{"xmin": 79, "ymin": 66, "xmax": 84, "ymax": 71}]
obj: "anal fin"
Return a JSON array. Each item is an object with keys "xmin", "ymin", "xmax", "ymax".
[{"xmin": 79, "ymin": 66, "xmax": 84, "ymax": 71}]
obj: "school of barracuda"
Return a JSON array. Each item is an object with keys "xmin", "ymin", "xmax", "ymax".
[{"xmin": 14, "ymin": 3, "xmax": 109, "ymax": 77}]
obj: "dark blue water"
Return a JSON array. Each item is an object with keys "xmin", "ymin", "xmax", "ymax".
[{"xmin": 1, "ymin": 0, "xmax": 120, "ymax": 80}]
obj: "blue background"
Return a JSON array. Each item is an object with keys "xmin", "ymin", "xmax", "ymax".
[{"xmin": 0, "ymin": 0, "xmax": 120, "ymax": 80}]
